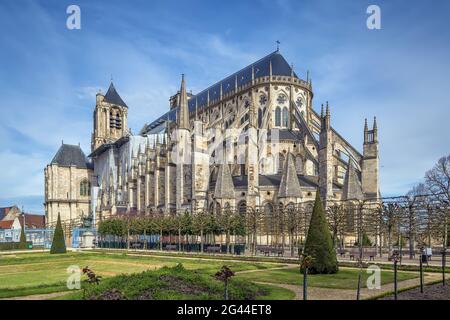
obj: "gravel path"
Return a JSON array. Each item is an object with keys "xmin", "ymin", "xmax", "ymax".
[{"xmin": 1, "ymin": 291, "xmax": 70, "ymax": 300}]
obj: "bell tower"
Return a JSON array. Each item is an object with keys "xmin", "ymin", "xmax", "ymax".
[{"xmin": 92, "ymin": 82, "xmax": 129, "ymax": 152}]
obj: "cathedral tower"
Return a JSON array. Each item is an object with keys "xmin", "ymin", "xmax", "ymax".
[{"xmin": 91, "ymin": 82, "xmax": 128, "ymax": 152}]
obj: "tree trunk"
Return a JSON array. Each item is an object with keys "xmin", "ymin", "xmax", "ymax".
[
  {"xmin": 226, "ymin": 230, "xmax": 230, "ymax": 254},
  {"xmin": 200, "ymin": 229, "xmax": 204, "ymax": 252},
  {"xmin": 143, "ymin": 229, "xmax": 147, "ymax": 250},
  {"xmin": 178, "ymin": 228, "xmax": 181, "ymax": 252}
]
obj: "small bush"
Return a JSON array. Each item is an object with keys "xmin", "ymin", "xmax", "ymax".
[{"xmin": 81, "ymin": 264, "xmax": 265, "ymax": 300}]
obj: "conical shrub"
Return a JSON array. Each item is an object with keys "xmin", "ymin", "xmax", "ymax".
[
  {"xmin": 19, "ymin": 224, "xmax": 28, "ymax": 249},
  {"xmin": 302, "ymin": 191, "xmax": 338, "ymax": 274},
  {"xmin": 50, "ymin": 213, "xmax": 67, "ymax": 254}
]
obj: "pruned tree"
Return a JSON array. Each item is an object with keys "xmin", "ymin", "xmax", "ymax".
[
  {"xmin": 326, "ymin": 203, "xmax": 347, "ymax": 250},
  {"xmin": 425, "ymin": 154, "xmax": 450, "ymax": 251}
]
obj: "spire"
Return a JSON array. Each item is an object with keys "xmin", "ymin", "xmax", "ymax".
[
  {"xmin": 104, "ymin": 82, "xmax": 128, "ymax": 108},
  {"xmin": 324, "ymin": 101, "xmax": 330, "ymax": 129},
  {"xmin": 214, "ymin": 164, "xmax": 235, "ymax": 199},
  {"xmin": 195, "ymin": 98, "xmax": 198, "ymax": 121},
  {"xmin": 342, "ymin": 160, "xmax": 363, "ymax": 201},
  {"xmin": 177, "ymin": 74, "xmax": 189, "ymax": 130},
  {"xmin": 364, "ymin": 118, "xmax": 368, "ymax": 144},
  {"xmin": 321, "ymin": 104, "xmax": 324, "ymax": 118},
  {"xmin": 373, "ymin": 116, "xmax": 378, "ymax": 142},
  {"xmin": 278, "ymin": 152, "xmax": 302, "ymax": 198}
]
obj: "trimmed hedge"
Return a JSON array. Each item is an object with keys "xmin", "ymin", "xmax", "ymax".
[
  {"xmin": 50, "ymin": 213, "xmax": 66, "ymax": 254},
  {"xmin": 302, "ymin": 191, "xmax": 339, "ymax": 274},
  {"xmin": 0, "ymin": 241, "xmax": 32, "ymax": 251}
]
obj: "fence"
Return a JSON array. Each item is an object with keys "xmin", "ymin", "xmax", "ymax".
[
  {"xmin": 94, "ymin": 194, "xmax": 450, "ymax": 259},
  {"xmin": 0, "ymin": 228, "xmax": 54, "ymax": 249}
]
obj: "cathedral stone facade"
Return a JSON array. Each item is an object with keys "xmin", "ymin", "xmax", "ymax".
[{"xmin": 45, "ymin": 50, "xmax": 379, "ymax": 225}]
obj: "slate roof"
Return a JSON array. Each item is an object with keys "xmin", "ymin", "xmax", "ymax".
[
  {"xmin": 143, "ymin": 50, "xmax": 298, "ymax": 133},
  {"xmin": 342, "ymin": 160, "xmax": 363, "ymax": 200},
  {"xmin": 214, "ymin": 164, "xmax": 235, "ymax": 199},
  {"xmin": 229, "ymin": 174, "xmax": 320, "ymax": 189},
  {"xmin": 268, "ymin": 129, "xmax": 302, "ymax": 141},
  {"xmin": 104, "ymin": 82, "xmax": 128, "ymax": 108},
  {"xmin": 278, "ymin": 152, "xmax": 302, "ymax": 198},
  {"xmin": 50, "ymin": 144, "xmax": 92, "ymax": 169}
]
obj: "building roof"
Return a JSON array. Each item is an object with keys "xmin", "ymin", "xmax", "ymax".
[
  {"xmin": 104, "ymin": 82, "xmax": 128, "ymax": 108},
  {"xmin": 50, "ymin": 144, "xmax": 92, "ymax": 169},
  {"xmin": 342, "ymin": 160, "xmax": 363, "ymax": 201},
  {"xmin": 0, "ymin": 205, "xmax": 20, "ymax": 221},
  {"xmin": 278, "ymin": 152, "xmax": 302, "ymax": 198},
  {"xmin": 0, "ymin": 220, "xmax": 14, "ymax": 229},
  {"xmin": 214, "ymin": 164, "xmax": 235, "ymax": 199},
  {"xmin": 269, "ymin": 129, "xmax": 302, "ymax": 141},
  {"xmin": 143, "ymin": 50, "xmax": 299, "ymax": 133},
  {"xmin": 18, "ymin": 214, "xmax": 45, "ymax": 229},
  {"xmin": 230, "ymin": 174, "xmax": 320, "ymax": 189}
]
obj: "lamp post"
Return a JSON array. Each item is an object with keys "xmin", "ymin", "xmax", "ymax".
[{"xmin": 392, "ymin": 251, "xmax": 400, "ymax": 300}]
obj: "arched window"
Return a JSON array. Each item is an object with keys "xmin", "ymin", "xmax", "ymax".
[
  {"xmin": 275, "ymin": 107, "xmax": 281, "ymax": 126},
  {"xmin": 215, "ymin": 202, "xmax": 222, "ymax": 217},
  {"xmin": 282, "ymin": 107, "xmax": 289, "ymax": 127},
  {"xmin": 238, "ymin": 201, "xmax": 247, "ymax": 216},
  {"xmin": 80, "ymin": 180, "xmax": 90, "ymax": 197}
]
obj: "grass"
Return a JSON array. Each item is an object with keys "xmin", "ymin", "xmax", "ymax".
[
  {"xmin": 0, "ymin": 250, "xmax": 420, "ymax": 299},
  {"xmin": 0, "ymin": 251, "xmax": 285, "ymax": 298},
  {"xmin": 237, "ymin": 267, "xmax": 418, "ymax": 289},
  {"xmin": 53, "ymin": 264, "xmax": 294, "ymax": 300}
]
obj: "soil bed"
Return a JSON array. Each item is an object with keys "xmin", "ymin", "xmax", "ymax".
[{"xmin": 380, "ymin": 282, "xmax": 450, "ymax": 300}]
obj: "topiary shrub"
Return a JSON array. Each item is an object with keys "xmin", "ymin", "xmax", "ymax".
[
  {"xmin": 18, "ymin": 225, "xmax": 28, "ymax": 249},
  {"xmin": 302, "ymin": 191, "xmax": 338, "ymax": 274},
  {"xmin": 50, "ymin": 213, "xmax": 66, "ymax": 254}
]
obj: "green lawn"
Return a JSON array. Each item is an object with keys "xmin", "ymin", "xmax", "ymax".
[
  {"xmin": 0, "ymin": 251, "xmax": 284, "ymax": 298},
  {"xmin": 0, "ymin": 251, "xmax": 420, "ymax": 299},
  {"xmin": 237, "ymin": 267, "xmax": 418, "ymax": 289}
]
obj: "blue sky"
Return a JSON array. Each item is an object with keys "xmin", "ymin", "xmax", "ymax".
[{"xmin": 0, "ymin": 0, "xmax": 449, "ymax": 214}]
